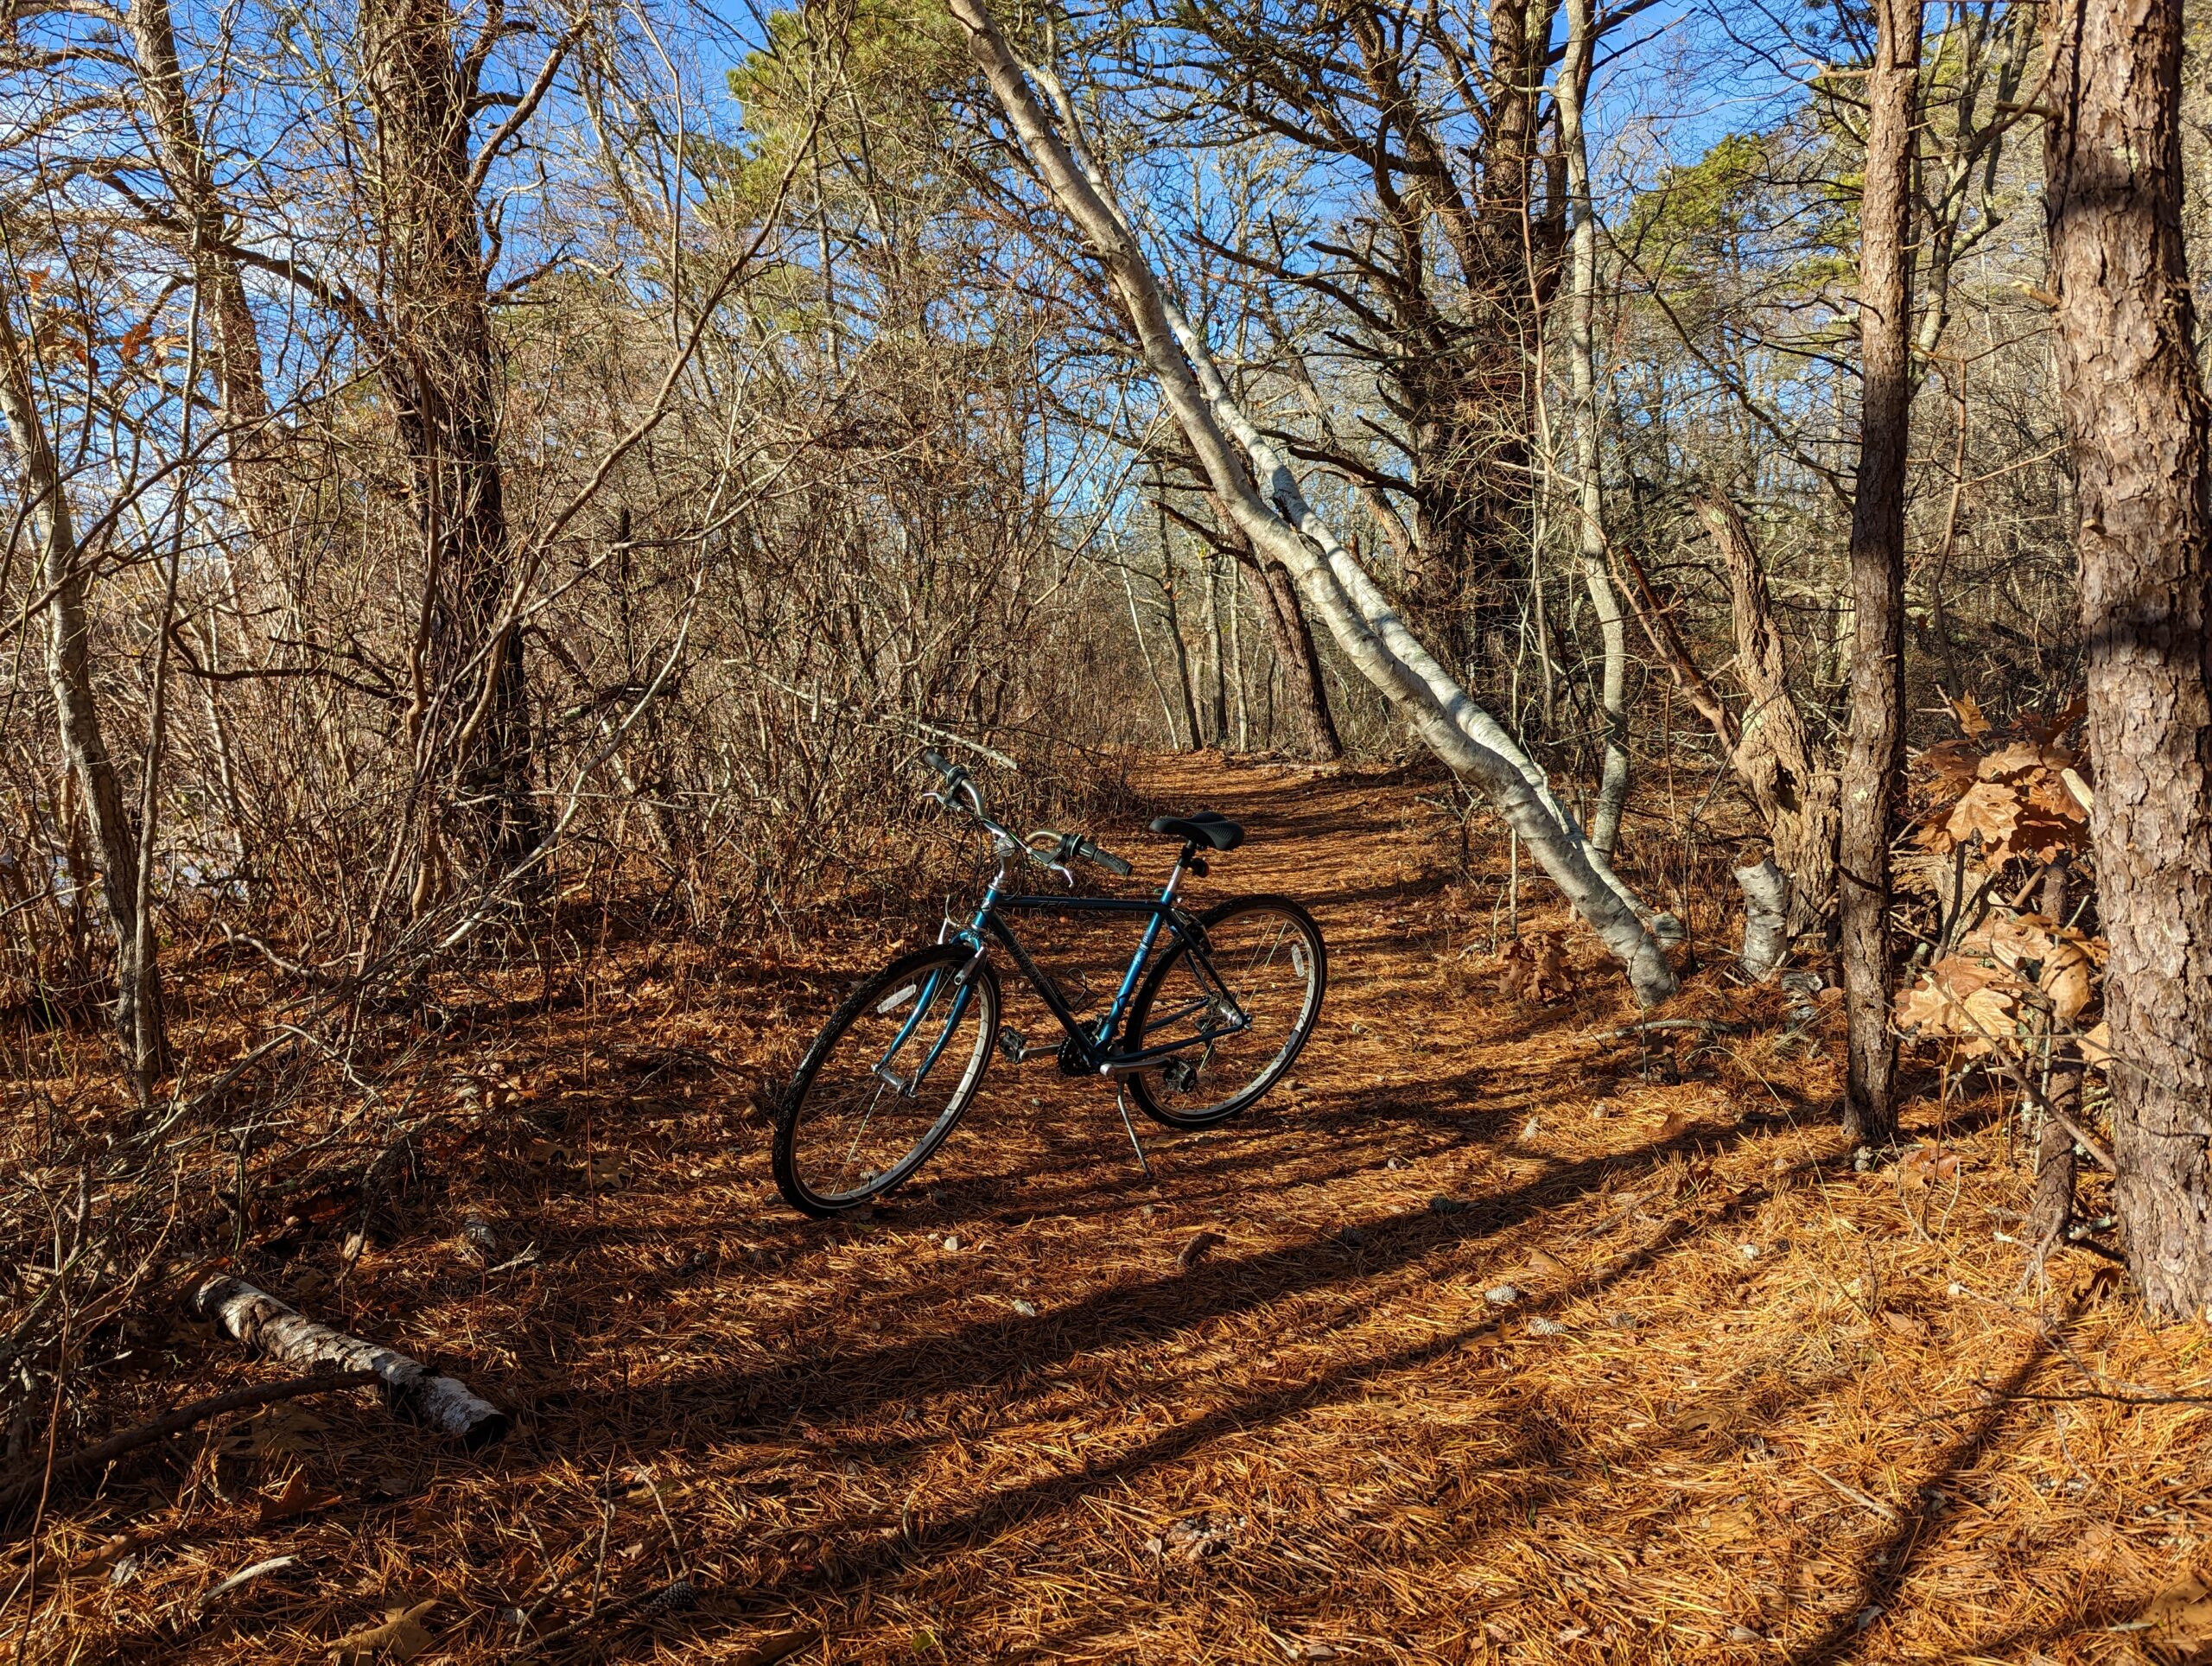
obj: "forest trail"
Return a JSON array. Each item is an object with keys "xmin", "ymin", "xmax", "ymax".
[{"xmin": 49, "ymin": 757, "xmax": 2202, "ymax": 1663}]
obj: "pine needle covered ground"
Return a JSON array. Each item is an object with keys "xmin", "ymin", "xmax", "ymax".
[{"xmin": 11, "ymin": 755, "xmax": 2210, "ymax": 1663}]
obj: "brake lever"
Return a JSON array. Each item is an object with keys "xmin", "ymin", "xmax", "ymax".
[{"xmin": 1020, "ymin": 830, "xmax": 1077, "ymax": 890}]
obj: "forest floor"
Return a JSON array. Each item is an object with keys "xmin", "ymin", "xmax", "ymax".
[{"xmin": 16, "ymin": 754, "xmax": 2212, "ymax": 1664}]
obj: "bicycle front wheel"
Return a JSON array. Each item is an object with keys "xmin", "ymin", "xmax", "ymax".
[
  {"xmin": 1122, "ymin": 895, "xmax": 1326, "ymax": 1129},
  {"xmin": 773, "ymin": 945, "xmax": 999, "ymax": 1216}
]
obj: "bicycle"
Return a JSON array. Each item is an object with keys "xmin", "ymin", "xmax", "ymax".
[{"xmin": 771, "ymin": 749, "xmax": 1327, "ymax": 1217}]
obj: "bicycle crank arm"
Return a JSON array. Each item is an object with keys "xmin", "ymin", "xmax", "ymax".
[{"xmin": 995, "ymin": 1027, "xmax": 1058, "ymax": 1065}]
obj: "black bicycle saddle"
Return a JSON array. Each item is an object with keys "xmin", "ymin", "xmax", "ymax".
[{"xmin": 1147, "ymin": 811, "xmax": 1244, "ymax": 851}]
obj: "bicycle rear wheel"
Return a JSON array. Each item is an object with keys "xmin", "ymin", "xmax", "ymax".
[
  {"xmin": 1122, "ymin": 894, "xmax": 1325, "ymax": 1129},
  {"xmin": 773, "ymin": 945, "xmax": 999, "ymax": 1216}
]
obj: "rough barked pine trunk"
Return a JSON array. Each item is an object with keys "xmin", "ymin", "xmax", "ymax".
[
  {"xmin": 0, "ymin": 291, "xmax": 169, "ymax": 1088},
  {"xmin": 2044, "ymin": 0, "xmax": 2212, "ymax": 1316},
  {"xmin": 363, "ymin": 0, "xmax": 545, "ymax": 888},
  {"xmin": 948, "ymin": 0, "xmax": 1680, "ymax": 1004},
  {"xmin": 1557, "ymin": 0, "xmax": 1630, "ymax": 857},
  {"xmin": 1838, "ymin": 0, "xmax": 1921, "ymax": 1145}
]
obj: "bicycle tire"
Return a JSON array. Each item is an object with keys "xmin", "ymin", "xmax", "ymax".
[
  {"xmin": 1121, "ymin": 894, "xmax": 1326, "ymax": 1129},
  {"xmin": 773, "ymin": 944, "xmax": 1000, "ymax": 1216}
]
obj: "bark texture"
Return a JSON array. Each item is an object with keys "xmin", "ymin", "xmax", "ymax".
[
  {"xmin": 1838, "ymin": 0, "xmax": 1920, "ymax": 1144},
  {"xmin": 1700, "ymin": 496, "xmax": 1840, "ymax": 929},
  {"xmin": 191, "ymin": 1276, "xmax": 508, "ymax": 1446},
  {"xmin": 363, "ymin": 0, "xmax": 545, "ymax": 881},
  {"xmin": 2044, "ymin": 0, "xmax": 2212, "ymax": 1316}
]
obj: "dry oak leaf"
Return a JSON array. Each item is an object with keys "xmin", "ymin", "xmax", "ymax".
[
  {"xmin": 1947, "ymin": 781, "xmax": 2022, "ymax": 853},
  {"xmin": 2024, "ymin": 773, "xmax": 2091, "ymax": 824},
  {"xmin": 2080, "ymin": 1019, "xmax": 2114, "ymax": 1070},
  {"xmin": 328, "ymin": 1600, "xmax": 436, "ymax": 1663},
  {"xmin": 2139, "ymin": 1571, "xmax": 2212, "ymax": 1663},
  {"xmin": 1919, "ymin": 739, "xmax": 1983, "ymax": 787},
  {"xmin": 1962, "ymin": 914, "xmax": 2101, "ymax": 1021},
  {"xmin": 257, "ymin": 1472, "xmax": 342, "ymax": 1526},
  {"xmin": 1500, "ymin": 932, "xmax": 1573, "ymax": 1002},
  {"xmin": 1519, "ymin": 1248, "xmax": 1571, "ymax": 1281},
  {"xmin": 1898, "ymin": 1147, "xmax": 1963, "ymax": 1190},
  {"xmin": 1952, "ymin": 690, "xmax": 1993, "ymax": 738},
  {"xmin": 1978, "ymin": 740, "xmax": 2078, "ymax": 781},
  {"xmin": 2005, "ymin": 801, "xmax": 2090, "ymax": 862},
  {"xmin": 1894, "ymin": 958, "xmax": 2018, "ymax": 1056}
]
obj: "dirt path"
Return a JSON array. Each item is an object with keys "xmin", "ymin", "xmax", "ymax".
[{"xmin": 46, "ymin": 756, "xmax": 2208, "ymax": 1663}]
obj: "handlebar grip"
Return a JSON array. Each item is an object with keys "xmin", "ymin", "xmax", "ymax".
[
  {"xmin": 921, "ymin": 747, "xmax": 954, "ymax": 779},
  {"xmin": 1080, "ymin": 838, "xmax": 1133, "ymax": 878}
]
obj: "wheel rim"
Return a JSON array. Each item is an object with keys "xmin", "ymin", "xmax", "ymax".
[
  {"xmin": 1134, "ymin": 906, "xmax": 1319, "ymax": 1116},
  {"xmin": 788, "ymin": 962, "xmax": 992, "ymax": 1205}
]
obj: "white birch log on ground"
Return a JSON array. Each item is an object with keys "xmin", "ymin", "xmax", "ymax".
[
  {"xmin": 190, "ymin": 1276, "xmax": 508, "ymax": 1448},
  {"xmin": 945, "ymin": 0, "xmax": 1680, "ymax": 1004}
]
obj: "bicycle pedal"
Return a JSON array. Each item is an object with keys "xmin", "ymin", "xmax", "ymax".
[{"xmin": 997, "ymin": 1026, "xmax": 1027, "ymax": 1064}]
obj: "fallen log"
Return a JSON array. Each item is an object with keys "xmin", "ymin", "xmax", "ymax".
[
  {"xmin": 189, "ymin": 1276, "xmax": 509, "ymax": 1448},
  {"xmin": 0, "ymin": 1368, "xmax": 378, "ymax": 1520}
]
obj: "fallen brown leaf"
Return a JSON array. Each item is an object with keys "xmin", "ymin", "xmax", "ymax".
[
  {"xmin": 728, "ymin": 1627, "xmax": 822, "ymax": 1666},
  {"xmin": 2142, "ymin": 1572, "xmax": 2212, "ymax": 1663},
  {"xmin": 1519, "ymin": 1248, "xmax": 1570, "ymax": 1281},
  {"xmin": 329, "ymin": 1599, "xmax": 436, "ymax": 1663},
  {"xmin": 258, "ymin": 1472, "xmax": 342, "ymax": 1526}
]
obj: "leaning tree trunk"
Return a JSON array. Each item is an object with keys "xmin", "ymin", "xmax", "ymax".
[
  {"xmin": 2044, "ymin": 0, "xmax": 2212, "ymax": 1317},
  {"xmin": 1558, "ymin": 0, "xmax": 1631, "ymax": 859},
  {"xmin": 0, "ymin": 291, "xmax": 168, "ymax": 1089},
  {"xmin": 1838, "ymin": 0, "xmax": 1921, "ymax": 1145},
  {"xmin": 364, "ymin": 0, "xmax": 545, "ymax": 888},
  {"xmin": 948, "ymin": 0, "xmax": 1679, "ymax": 1004}
]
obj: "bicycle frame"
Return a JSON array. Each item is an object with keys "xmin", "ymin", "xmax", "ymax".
[{"xmin": 874, "ymin": 843, "xmax": 1250, "ymax": 1097}]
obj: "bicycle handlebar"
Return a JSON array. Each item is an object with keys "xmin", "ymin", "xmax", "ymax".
[
  {"xmin": 914, "ymin": 748, "xmax": 1133, "ymax": 881},
  {"xmin": 1071, "ymin": 834, "xmax": 1134, "ymax": 878}
]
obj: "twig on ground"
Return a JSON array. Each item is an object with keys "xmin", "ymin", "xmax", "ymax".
[{"xmin": 0, "ymin": 1370, "xmax": 378, "ymax": 1520}]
